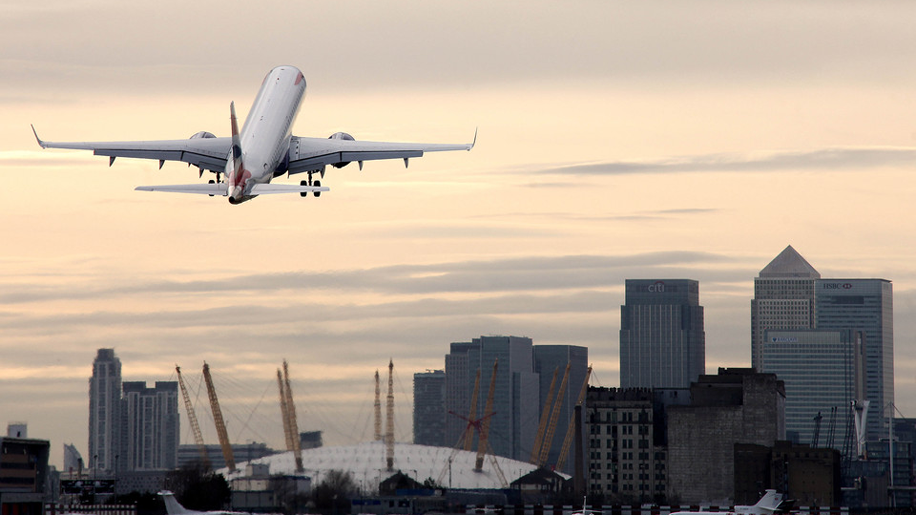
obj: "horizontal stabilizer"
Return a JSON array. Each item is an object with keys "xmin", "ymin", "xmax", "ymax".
[
  {"xmin": 250, "ymin": 183, "xmax": 330, "ymax": 194},
  {"xmin": 135, "ymin": 183, "xmax": 228, "ymax": 195}
]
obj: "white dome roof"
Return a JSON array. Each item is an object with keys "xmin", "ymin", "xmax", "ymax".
[{"xmin": 221, "ymin": 440, "xmax": 541, "ymax": 491}]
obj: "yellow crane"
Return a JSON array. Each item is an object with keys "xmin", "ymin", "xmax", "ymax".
[
  {"xmin": 374, "ymin": 369, "xmax": 382, "ymax": 441},
  {"xmin": 385, "ymin": 359, "xmax": 395, "ymax": 470},
  {"xmin": 202, "ymin": 362, "xmax": 235, "ymax": 472},
  {"xmin": 277, "ymin": 369, "xmax": 294, "ymax": 453},
  {"xmin": 282, "ymin": 360, "xmax": 304, "ymax": 473},
  {"xmin": 464, "ymin": 369, "xmax": 481, "ymax": 451},
  {"xmin": 537, "ymin": 362, "xmax": 570, "ymax": 468},
  {"xmin": 530, "ymin": 366, "xmax": 559, "ymax": 464},
  {"xmin": 475, "ymin": 359, "xmax": 498, "ymax": 472},
  {"xmin": 556, "ymin": 365, "xmax": 592, "ymax": 471},
  {"xmin": 176, "ymin": 365, "xmax": 209, "ymax": 468}
]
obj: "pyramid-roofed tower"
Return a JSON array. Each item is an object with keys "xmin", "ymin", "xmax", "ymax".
[{"xmin": 759, "ymin": 245, "xmax": 820, "ymax": 278}]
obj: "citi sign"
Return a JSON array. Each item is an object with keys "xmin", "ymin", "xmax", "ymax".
[
  {"xmin": 648, "ymin": 281, "xmax": 667, "ymax": 293},
  {"xmin": 821, "ymin": 283, "xmax": 854, "ymax": 290}
]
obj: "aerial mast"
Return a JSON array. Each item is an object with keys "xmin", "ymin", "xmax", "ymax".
[
  {"xmin": 475, "ymin": 359, "xmax": 498, "ymax": 472},
  {"xmin": 283, "ymin": 360, "xmax": 304, "ymax": 473},
  {"xmin": 386, "ymin": 359, "xmax": 395, "ymax": 470},
  {"xmin": 202, "ymin": 362, "xmax": 235, "ymax": 473},
  {"xmin": 374, "ymin": 369, "xmax": 383, "ymax": 441}
]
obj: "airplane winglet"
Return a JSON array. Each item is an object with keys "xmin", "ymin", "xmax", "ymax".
[
  {"xmin": 30, "ymin": 125, "xmax": 47, "ymax": 149},
  {"xmin": 469, "ymin": 127, "xmax": 478, "ymax": 150}
]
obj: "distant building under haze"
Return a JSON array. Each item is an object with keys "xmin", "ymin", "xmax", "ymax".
[
  {"xmin": 619, "ymin": 279, "xmax": 705, "ymax": 389},
  {"xmin": 89, "ymin": 348, "xmax": 122, "ymax": 473},
  {"xmin": 120, "ymin": 381, "xmax": 179, "ymax": 471},
  {"xmin": 413, "ymin": 370, "xmax": 446, "ymax": 447}
]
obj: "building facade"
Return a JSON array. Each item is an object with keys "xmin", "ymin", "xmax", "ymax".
[
  {"xmin": 620, "ymin": 279, "xmax": 705, "ymax": 389},
  {"xmin": 667, "ymin": 369, "xmax": 786, "ymax": 504},
  {"xmin": 532, "ymin": 345, "xmax": 589, "ymax": 471},
  {"xmin": 761, "ymin": 329, "xmax": 865, "ymax": 451},
  {"xmin": 89, "ymin": 348, "xmax": 122, "ymax": 473},
  {"xmin": 413, "ymin": 370, "xmax": 447, "ymax": 447},
  {"xmin": 585, "ymin": 388, "xmax": 667, "ymax": 502},
  {"xmin": 815, "ymin": 279, "xmax": 893, "ymax": 440},
  {"xmin": 751, "ymin": 246, "xmax": 820, "ymax": 371},
  {"xmin": 120, "ymin": 381, "xmax": 179, "ymax": 471}
]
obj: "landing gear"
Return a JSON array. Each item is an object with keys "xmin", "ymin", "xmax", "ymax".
[
  {"xmin": 208, "ymin": 179, "xmax": 215, "ymax": 197},
  {"xmin": 300, "ymin": 171, "xmax": 322, "ymax": 198},
  {"xmin": 313, "ymin": 180, "xmax": 321, "ymax": 197}
]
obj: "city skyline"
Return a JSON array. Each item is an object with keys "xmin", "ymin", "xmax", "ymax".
[{"xmin": 4, "ymin": 0, "xmax": 916, "ymax": 470}]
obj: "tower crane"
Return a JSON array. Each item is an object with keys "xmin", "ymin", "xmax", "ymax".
[
  {"xmin": 277, "ymin": 369, "xmax": 294, "ymax": 453},
  {"xmin": 537, "ymin": 362, "xmax": 570, "ymax": 467},
  {"xmin": 176, "ymin": 365, "xmax": 209, "ymax": 468},
  {"xmin": 386, "ymin": 359, "xmax": 395, "ymax": 470},
  {"xmin": 374, "ymin": 369, "xmax": 382, "ymax": 441},
  {"xmin": 530, "ymin": 366, "xmax": 559, "ymax": 465},
  {"xmin": 202, "ymin": 362, "xmax": 235, "ymax": 472},
  {"xmin": 556, "ymin": 365, "xmax": 592, "ymax": 471},
  {"xmin": 282, "ymin": 360, "xmax": 304, "ymax": 473},
  {"xmin": 475, "ymin": 359, "xmax": 498, "ymax": 471}
]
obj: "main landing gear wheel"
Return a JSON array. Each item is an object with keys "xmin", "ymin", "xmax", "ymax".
[
  {"xmin": 300, "ymin": 180, "xmax": 309, "ymax": 198},
  {"xmin": 208, "ymin": 179, "xmax": 215, "ymax": 197},
  {"xmin": 313, "ymin": 180, "xmax": 321, "ymax": 197}
]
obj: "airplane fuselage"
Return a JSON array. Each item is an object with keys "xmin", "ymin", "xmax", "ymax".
[{"xmin": 226, "ymin": 66, "xmax": 306, "ymax": 204}]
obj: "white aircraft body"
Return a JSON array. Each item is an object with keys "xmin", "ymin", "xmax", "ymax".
[
  {"xmin": 32, "ymin": 65, "xmax": 474, "ymax": 204},
  {"xmin": 670, "ymin": 490, "xmax": 789, "ymax": 515},
  {"xmin": 158, "ymin": 490, "xmax": 250, "ymax": 515}
]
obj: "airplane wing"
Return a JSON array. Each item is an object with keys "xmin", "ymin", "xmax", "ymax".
[
  {"xmin": 134, "ymin": 183, "xmax": 329, "ymax": 196},
  {"xmin": 31, "ymin": 125, "xmax": 231, "ymax": 174},
  {"xmin": 286, "ymin": 132, "xmax": 476, "ymax": 175}
]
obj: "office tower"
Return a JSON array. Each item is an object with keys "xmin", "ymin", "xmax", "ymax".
[
  {"xmin": 751, "ymin": 246, "xmax": 820, "ymax": 370},
  {"xmin": 815, "ymin": 279, "xmax": 893, "ymax": 439},
  {"xmin": 532, "ymin": 345, "xmax": 588, "ymax": 471},
  {"xmin": 619, "ymin": 279, "xmax": 705, "ymax": 389},
  {"xmin": 444, "ymin": 336, "xmax": 539, "ymax": 461},
  {"xmin": 89, "ymin": 348, "xmax": 122, "ymax": 473},
  {"xmin": 413, "ymin": 370, "xmax": 446, "ymax": 447},
  {"xmin": 120, "ymin": 381, "xmax": 180, "ymax": 471},
  {"xmin": 761, "ymin": 329, "xmax": 865, "ymax": 449}
]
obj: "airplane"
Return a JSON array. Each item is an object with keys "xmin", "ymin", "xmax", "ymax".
[
  {"xmin": 158, "ymin": 490, "xmax": 251, "ymax": 515},
  {"xmin": 670, "ymin": 490, "xmax": 792, "ymax": 515},
  {"xmin": 32, "ymin": 65, "xmax": 475, "ymax": 205}
]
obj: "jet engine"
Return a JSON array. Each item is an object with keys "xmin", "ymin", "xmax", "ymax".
[{"xmin": 329, "ymin": 132, "xmax": 355, "ymax": 168}]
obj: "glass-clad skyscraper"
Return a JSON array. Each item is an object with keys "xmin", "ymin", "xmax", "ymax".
[{"xmin": 619, "ymin": 279, "xmax": 705, "ymax": 389}]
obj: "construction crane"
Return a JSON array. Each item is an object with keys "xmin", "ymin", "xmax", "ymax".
[
  {"xmin": 475, "ymin": 359, "xmax": 498, "ymax": 471},
  {"xmin": 555, "ymin": 365, "xmax": 592, "ymax": 471},
  {"xmin": 374, "ymin": 369, "xmax": 382, "ymax": 441},
  {"xmin": 176, "ymin": 365, "xmax": 209, "ymax": 468},
  {"xmin": 530, "ymin": 366, "xmax": 559, "ymax": 465},
  {"xmin": 202, "ymin": 362, "xmax": 235, "ymax": 472},
  {"xmin": 825, "ymin": 406, "xmax": 838, "ymax": 449},
  {"xmin": 464, "ymin": 369, "xmax": 481, "ymax": 451},
  {"xmin": 537, "ymin": 362, "xmax": 570, "ymax": 467},
  {"xmin": 277, "ymin": 369, "xmax": 294, "ymax": 453},
  {"xmin": 282, "ymin": 360, "xmax": 304, "ymax": 473},
  {"xmin": 386, "ymin": 359, "xmax": 395, "ymax": 470},
  {"xmin": 812, "ymin": 411, "xmax": 823, "ymax": 447}
]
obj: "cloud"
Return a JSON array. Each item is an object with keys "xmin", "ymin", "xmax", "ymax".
[{"xmin": 527, "ymin": 147, "xmax": 916, "ymax": 176}]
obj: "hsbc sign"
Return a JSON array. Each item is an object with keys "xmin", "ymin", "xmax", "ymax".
[{"xmin": 821, "ymin": 282, "xmax": 854, "ymax": 290}]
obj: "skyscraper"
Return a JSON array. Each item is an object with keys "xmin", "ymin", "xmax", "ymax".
[
  {"xmin": 444, "ymin": 336, "xmax": 539, "ymax": 461},
  {"xmin": 89, "ymin": 348, "xmax": 121, "ymax": 473},
  {"xmin": 815, "ymin": 279, "xmax": 893, "ymax": 439},
  {"xmin": 619, "ymin": 279, "xmax": 705, "ymax": 389},
  {"xmin": 413, "ymin": 370, "xmax": 446, "ymax": 447},
  {"xmin": 751, "ymin": 246, "xmax": 820, "ymax": 370},
  {"xmin": 120, "ymin": 381, "xmax": 180, "ymax": 471}
]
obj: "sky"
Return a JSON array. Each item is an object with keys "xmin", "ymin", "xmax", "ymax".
[{"xmin": 4, "ymin": 0, "xmax": 916, "ymax": 468}]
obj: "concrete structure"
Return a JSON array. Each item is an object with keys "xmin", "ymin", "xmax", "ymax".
[
  {"xmin": 0, "ymin": 436, "xmax": 50, "ymax": 515},
  {"xmin": 815, "ymin": 279, "xmax": 893, "ymax": 440},
  {"xmin": 585, "ymin": 388, "xmax": 667, "ymax": 502},
  {"xmin": 120, "ymin": 381, "xmax": 179, "ymax": 471},
  {"xmin": 444, "ymin": 336, "xmax": 539, "ymax": 461},
  {"xmin": 89, "ymin": 348, "xmax": 122, "ymax": 473},
  {"xmin": 413, "ymin": 370, "xmax": 446, "ymax": 447},
  {"xmin": 751, "ymin": 246, "xmax": 820, "ymax": 371},
  {"xmin": 533, "ymin": 345, "xmax": 589, "ymax": 471},
  {"xmin": 761, "ymin": 329, "xmax": 865, "ymax": 450},
  {"xmin": 667, "ymin": 368, "xmax": 785, "ymax": 504},
  {"xmin": 620, "ymin": 279, "xmax": 705, "ymax": 389}
]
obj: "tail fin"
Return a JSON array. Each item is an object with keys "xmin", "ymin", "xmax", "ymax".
[
  {"xmin": 754, "ymin": 490, "xmax": 784, "ymax": 511},
  {"xmin": 159, "ymin": 491, "xmax": 192, "ymax": 515},
  {"xmin": 230, "ymin": 101, "xmax": 242, "ymax": 170}
]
